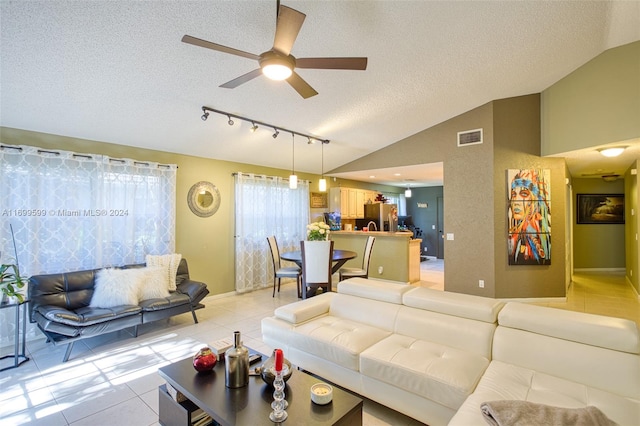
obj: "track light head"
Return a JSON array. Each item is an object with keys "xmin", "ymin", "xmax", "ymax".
[
  {"xmin": 201, "ymin": 111, "xmax": 209, "ymax": 121},
  {"xmin": 227, "ymin": 115, "xmax": 234, "ymax": 126},
  {"xmin": 250, "ymin": 122, "xmax": 258, "ymax": 133},
  {"xmin": 272, "ymin": 129, "xmax": 279, "ymax": 139}
]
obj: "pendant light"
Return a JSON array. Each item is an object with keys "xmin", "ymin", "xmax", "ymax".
[
  {"xmin": 289, "ymin": 133, "xmax": 298, "ymax": 189},
  {"xmin": 405, "ymin": 186, "xmax": 412, "ymax": 198},
  {"xmin": 319, "ymin": 142, "xmax": 327, "ymax": 192}
]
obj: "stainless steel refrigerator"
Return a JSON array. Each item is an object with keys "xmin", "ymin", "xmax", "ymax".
[{"xmin": 364, "ymin": 203, "xmax": 398, "ymax": 232}]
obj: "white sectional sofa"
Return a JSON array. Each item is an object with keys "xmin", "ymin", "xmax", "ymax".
[{"xmin": 261, "ymin": 277, "xmax": 640, "ymax": 426}]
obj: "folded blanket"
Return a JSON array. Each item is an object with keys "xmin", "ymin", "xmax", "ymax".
[{"xmin": 481, "ymin": 400, "xmax": 617, "ymax": 426}]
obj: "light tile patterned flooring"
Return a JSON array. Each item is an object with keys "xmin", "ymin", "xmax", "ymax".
[{"xmin": 1, "ymin": 258, "xmax": 638, "ymax": 425}]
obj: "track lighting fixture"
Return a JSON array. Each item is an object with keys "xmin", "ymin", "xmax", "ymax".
[
  {"xmin": 199, "ymin": 106, "xmax": 329, "ymax": 145},
  {"xmin": 307, "ymin": 137, "xmax": 314, "ymax": 144}
]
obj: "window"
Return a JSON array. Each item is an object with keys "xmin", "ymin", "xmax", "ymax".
[{"xmin": 0, "ymin": 145, "xmax": 177, "ymax": 275}]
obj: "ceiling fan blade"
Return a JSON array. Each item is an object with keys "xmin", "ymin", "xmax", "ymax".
[
  {"xmin": 287, "ymin": 71, "xmax": 318, "ymax": 99},
  {"xmin": 272, "ymin": 5, "xmax": 306, "ymax": 56},
  {"xmin": 182, "ymin": 35, "xmax": 260, "ymax": 61},
  {"xmin": 220, "ymin": 68, "xmax": 263, "ymax": 89},
  {"xmin": 296, "ymin": 57, "xmax": 368, "ymax": 70}
]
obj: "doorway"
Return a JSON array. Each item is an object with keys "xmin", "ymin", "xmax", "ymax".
[{"xmin": 437, "ymin": 196, "xmax": 444, "ymax": 259}]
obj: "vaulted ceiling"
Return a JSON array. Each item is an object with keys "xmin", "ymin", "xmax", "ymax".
[{"xmin": 1, "ymin": 1, "xmax": 638, "ymax": 187}]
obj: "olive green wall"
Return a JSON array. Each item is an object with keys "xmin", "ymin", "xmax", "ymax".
[
  {"xmin": 625, "ymin": 161, "xmax": 639, "ymax": 293},
  {"xmin": 541, "ymin": 41, "xmax": 640, "ymax": 154},
  {"xmin": 0, "ymin": 127, "xmax": 398, "ymax": 296},
  {"xmin": 572, "ymin": 178, "xmax": 626, "ymax": 269}
]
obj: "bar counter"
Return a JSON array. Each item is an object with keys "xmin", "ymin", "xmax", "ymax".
[{"xmin": 330, "ymin": 231, "xmax": 421, "ymax": 283}]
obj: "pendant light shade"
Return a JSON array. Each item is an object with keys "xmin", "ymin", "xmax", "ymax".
[
  {"xmin": 405, "ymin": 188, "xmax": 412, "ymax": 198},
  {"xmin": 289, "ymin": 133, "xmax": 297, "ymax": 189},
  {"xmin": 319, "ymin": 141, "xmax": 327, "ymax": 192}
]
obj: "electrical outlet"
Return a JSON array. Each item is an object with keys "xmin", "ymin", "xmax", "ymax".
[
  {"xmin": 378, "ymin": 266, "xmax": 383, "ymax": 274},
  {"xmin": 479, "ymin": 280, "xmax": 485, "ymax": 288},
  {"xmin": 423, "ymin": 247, "xmax": 428, "ymax": 252},
  {"xmin": 446, "ymin": 233, "xmax": 454, "ymax": 241}
]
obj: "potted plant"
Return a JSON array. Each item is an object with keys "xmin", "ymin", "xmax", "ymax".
[
  {"xmin": 1, "ymin": 263, "xmax": 26, "ymax": 304},
  {"xmin": 306, "ymin": 222, "xmax": 331, "ymax": 241}
]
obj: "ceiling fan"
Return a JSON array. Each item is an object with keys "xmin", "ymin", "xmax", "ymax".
[
  {"xmin": 182, "ymin": 1, "xmax": 367, "ymax": 99},
  {"xmin": 581, "ymin": 171, "xmax": 620, "ymax": 181}
]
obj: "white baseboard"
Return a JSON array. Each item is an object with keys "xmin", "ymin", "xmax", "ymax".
[
  {"xmin": 201, "ymin": 290, "xmax": 237, "ymax": 302},
  {"xmin": 573, "ymin": 268, "xmax": 625, "ymax": 273},
  {"xmin": 498, "ymin": 296, "xmax": 567, "ymax": 303}
]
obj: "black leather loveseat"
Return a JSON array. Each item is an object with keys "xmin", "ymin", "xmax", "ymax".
[{"xmin": 29, "ymin": 258, "xmax": 209, "ymax": 362}]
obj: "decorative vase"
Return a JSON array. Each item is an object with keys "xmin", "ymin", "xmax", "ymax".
[{"xmin": 261, "ymin": 349, "xmax": 293, "ymax": 386}]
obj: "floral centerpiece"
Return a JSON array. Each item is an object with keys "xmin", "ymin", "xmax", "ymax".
[{"xmin": 306, "ymin": 221, "xmax": 331, "ymax": 241}]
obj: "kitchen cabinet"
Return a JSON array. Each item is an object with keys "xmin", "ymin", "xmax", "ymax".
[{"xmin": 329, "ymin": 187, "xmax": 380, "ymax": 219}]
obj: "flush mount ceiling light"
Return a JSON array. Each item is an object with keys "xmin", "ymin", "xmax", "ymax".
[{"xmin": 598, "ymin": 146, "xmax": 627, "ymax": 157}]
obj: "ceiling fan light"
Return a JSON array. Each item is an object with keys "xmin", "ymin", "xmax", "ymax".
[
  {"xmin": 262, "ymin": 63, "xmax": 292, "ymax": 81},
  {"xmin": 599, "ymin": 147, "xmax": 626, "ymax": 157}
]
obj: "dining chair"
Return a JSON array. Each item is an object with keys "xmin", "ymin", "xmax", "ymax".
[
  {"xmin": 300, "ymin": 240, "xmax": 334, "ymax": 299},
  {"xmin": 267, "ymin": 236, "xmax": 302, "ymax": 297},
  {"xmin": 338, "ymin": 236, "xmax": 375, "ymax": 281}
]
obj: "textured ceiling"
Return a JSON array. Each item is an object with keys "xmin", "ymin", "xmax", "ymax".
[{"xmin": 1, "ymin": 1, "xmax": 639, "ymax": 187}]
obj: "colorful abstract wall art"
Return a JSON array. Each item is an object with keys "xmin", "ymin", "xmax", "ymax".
[{"xmin": 507, "ymin": 169, "xmax": 551, "ymax": 265}]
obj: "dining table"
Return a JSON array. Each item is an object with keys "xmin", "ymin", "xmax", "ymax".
[{"xmin": 280, "ymin": 249, "xmax": 358, "ymax": 274}]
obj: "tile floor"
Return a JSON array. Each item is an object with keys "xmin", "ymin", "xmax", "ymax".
[{"xmin": 1, "ymin": 258, "xmax": 638, "ymax": 425}]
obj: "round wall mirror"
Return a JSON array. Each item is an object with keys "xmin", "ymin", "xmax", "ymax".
[{"xmin": 187, "ymin": 181, "xmax": 221, "ymax": 217}]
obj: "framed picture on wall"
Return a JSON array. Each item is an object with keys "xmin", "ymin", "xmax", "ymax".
[
  {"xmin": 310, "ymin": 192, "xmax": 328, "ymax": 208},
  {"xmin": 576, "ymin": 194, "xmax": 624, "ymax": 224}
]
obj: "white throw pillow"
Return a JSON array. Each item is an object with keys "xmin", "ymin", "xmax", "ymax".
[
  {"xmin": 90, "ymin": 268, "xmax": 141, "ymax": 308},
  {"xmin": 146, "ymin": 253, "xmax": 182, "ymax": 291},
  {"xmin": 138, "ymin": 266, "xmax": 170, "ymax": 300}
]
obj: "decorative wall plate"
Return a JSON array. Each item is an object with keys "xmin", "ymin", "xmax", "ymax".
[{"xmin": 187, "ymin": 181, "xmax": 221, "ymax": 217}]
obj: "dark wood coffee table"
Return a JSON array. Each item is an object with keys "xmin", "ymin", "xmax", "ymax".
[{"xmin": 158, "ymin": 350, "xmax": 363, "ymax": 425}]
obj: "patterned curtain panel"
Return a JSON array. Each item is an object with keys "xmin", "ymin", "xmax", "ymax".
[
  {"xmin": 0, "ymin": 144, "xmax": 177, "ymax": 275},
  {"xmin": 234, "ymin": 173, "xmax": 309, "ymax": 293}
]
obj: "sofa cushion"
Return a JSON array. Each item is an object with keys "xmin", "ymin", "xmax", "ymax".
[
  {"xmin": 139, "ymin": 292, "xmax": 190, "ymax": 311},
  {"xmin": 90, "ymin": 268, "xmax": 142, "ymax": 308},
  {"xmin": 288, "ymin": 315, "xmax": 392, "ymax": 371},
  {"xmin": 449, "ymin": 360, "xmax": 640, "ymax": 426},
  {"xmin": 138, "ymin": 266, "xmax": 171, "ymax": 300},
  {"xmin": 37, "ymin": 304, "xmax": 142, "ymax": 327},
  {"xmin": 360, "ymin": 334, "xmax": 490, "ymax": 410},
  {"xmin": 337, "ymin": 278, "xmax": 412, "ymax": 304},
  {"xmin": 394, "ymin": 305, "xmax": 496, "ymax": 359},
  {"xmin": 402, "ymin": 287, "xmax": 504, "ymax": 323},
  {"xmin": 498, "ymin": 302, "xmax": 640, "ymax": 354},
  {"xmin": 146, "ymin": 253, "xmax": 182, "ymax": 291}
]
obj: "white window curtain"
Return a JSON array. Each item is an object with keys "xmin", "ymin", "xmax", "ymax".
[
  {"xmin": 234, "ymin": 172, "xmax": 309, "ymax": 293},
  {"xmin": 0, "ymin": 144, "xmax": 177, "ymax": 275}
]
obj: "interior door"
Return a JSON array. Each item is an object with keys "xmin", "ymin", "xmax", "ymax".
[{"xmin": 437, "ymin": 196, "xmax": 444, "ymax": 259}]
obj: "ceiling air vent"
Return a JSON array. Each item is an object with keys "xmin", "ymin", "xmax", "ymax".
[{"xmin": 457, "ymin": 128, "xmax": 483, "ymax": 147}]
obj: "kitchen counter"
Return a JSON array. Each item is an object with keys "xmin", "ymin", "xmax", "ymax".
[
  {"xmin": 331, "ymin": 231, "xmax": 413, "ymax": 237},
  {"xmin": 330, "ymin": 232, "xmax": 421, "ymax": 283}
]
